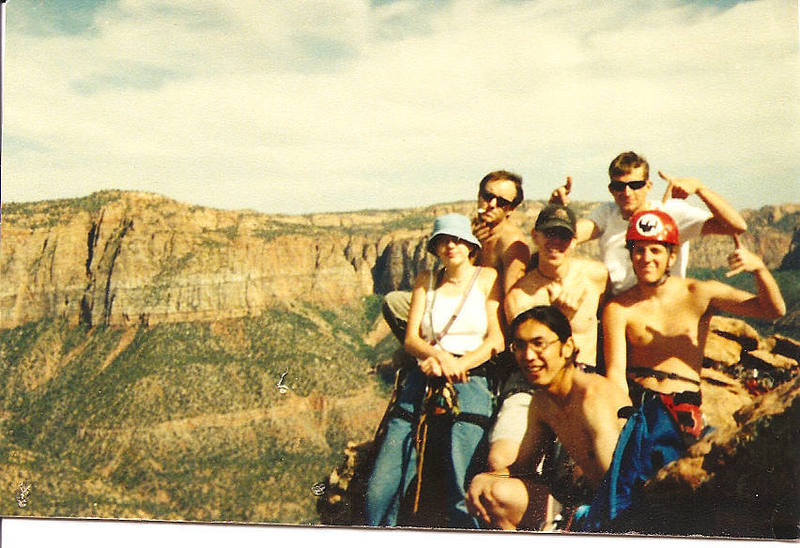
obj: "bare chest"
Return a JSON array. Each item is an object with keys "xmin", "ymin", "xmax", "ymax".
[{"xmin": 625, "ymin": 297, "xmax": 703, "ymax": 348}]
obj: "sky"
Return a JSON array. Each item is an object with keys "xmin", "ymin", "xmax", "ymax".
[{"xmin": 2, "ymin": 0, "xmax": 798, "ymax": 215}]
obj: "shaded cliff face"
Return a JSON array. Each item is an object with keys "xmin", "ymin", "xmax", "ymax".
[{"xmin": 1, "ymin": 192, "xmax": 798, "ymax": 329}]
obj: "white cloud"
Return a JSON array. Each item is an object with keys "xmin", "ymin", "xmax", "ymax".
[{"xmin": 3, "ymin": 0, "xmax": 798, "ymax": 213}]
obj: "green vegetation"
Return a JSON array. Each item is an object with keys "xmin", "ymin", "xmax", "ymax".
[
  {"xmin": 0, "ymin": 300, "xmax": 393, "ymax": 523},
  {"xmin": 688, "ymin": 267, "xmax": 800, "ymax": 339},
  {"xmin": 3, "ymin": 191, "xmax": 125, "ymax": 229}
]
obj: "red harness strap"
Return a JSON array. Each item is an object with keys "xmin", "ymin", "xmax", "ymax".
[{"xmin": 657, "ymin": 391, "xmax": 703, "ymax": 440}]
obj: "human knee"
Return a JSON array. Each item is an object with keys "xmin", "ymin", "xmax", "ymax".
[{"xmin": 489, "ymin": 478, "xmax": 523, "ymax": 509}]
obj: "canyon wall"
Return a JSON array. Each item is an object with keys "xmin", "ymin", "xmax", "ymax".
[{"xmin": 1, "ymin": 191, "xmax": 797, "ymax": 329}]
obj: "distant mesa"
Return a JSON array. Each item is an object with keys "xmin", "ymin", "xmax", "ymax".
[{"xmin": 1, "ymin": 191, "xmax": 798, "ymax": 330}]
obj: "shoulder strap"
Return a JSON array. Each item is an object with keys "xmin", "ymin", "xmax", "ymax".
[{"xmin": 431, "ymin": 266, "xmax": 482, "ymax": 345}]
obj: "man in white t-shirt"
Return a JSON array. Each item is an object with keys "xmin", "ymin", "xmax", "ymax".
[{"xmin": 549, "ymin": 151, "xmax": 747, "ymax": 295}]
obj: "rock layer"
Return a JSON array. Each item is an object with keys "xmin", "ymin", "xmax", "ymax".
[{"xmin": 2, "ymin": 192, "xmax": 798, "ymax": 329}]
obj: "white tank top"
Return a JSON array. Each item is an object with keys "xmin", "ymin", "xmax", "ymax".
[{"xmin": 421, "ymin": 275, "xmax": 488, "ymax": 356}]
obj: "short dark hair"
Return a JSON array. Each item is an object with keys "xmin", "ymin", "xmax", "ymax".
[
  {"xmin": 609, "ymin": 151, "xmax": 649, "ymax": 181},
  {"xmin": 479, "ymin": 170, "xmax": 524, "ymax": 208},
  {"xmin": 510, "ymin": 305, "xmax": 572, "ymax": 343}
]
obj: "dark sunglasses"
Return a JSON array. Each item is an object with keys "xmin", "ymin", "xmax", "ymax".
[
  {"xmin": 479, "ymin": 189, "xmax": 514, "ymax": 208},
  {"xmin": 608, "ymin": 180, "xmax": 647, "ymax": 192}
]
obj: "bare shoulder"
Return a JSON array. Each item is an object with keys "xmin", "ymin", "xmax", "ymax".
[
  {"xmin": 606, "ymin": 292, "xmax": 634, "ymax": 311},
  {"xmin": 686, "ymin": 277, "xmax": 725, "ymax": 295},
  {"xmin": 574, "ymin": 369, "xmax": 629, "ymax": 408},
  {"xmin": 573, "ymin": 257, "xmax": 609, "ymax": 283},
  {"xmin": 414, "ymin": 268, "xmax": 433, "ymax": 289},
  {"xmin": 478, "ymin": 265, "xmax": 499, "ymax": 290},
  {"xmin": 498, "ymin": 221, "xmax": 527, "ymax": 247}
]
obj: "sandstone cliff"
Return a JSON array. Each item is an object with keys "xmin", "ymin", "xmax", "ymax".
[{"xmin": 2, "ymin": 192, "xmax": 798, "ymax": 330}]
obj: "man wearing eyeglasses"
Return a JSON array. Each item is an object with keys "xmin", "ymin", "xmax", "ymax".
[
  {"xmin": 549, "ymin": 151, "xmax": 746, "ymax": 295},
  {"xmin": 465, "ymin": 306, "xmax": 632, "ymax": 530}
]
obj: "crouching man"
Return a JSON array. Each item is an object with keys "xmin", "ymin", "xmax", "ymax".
[{"xmin": 465, "ymin": 306, "xmax": 631, "ymax": 530}]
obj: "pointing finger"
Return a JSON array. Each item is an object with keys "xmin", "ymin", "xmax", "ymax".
[
  {"xmin": 564, "ymin": 176, "xmax": 572, "ymax": 195},
  {"xmin": 658, "ymin": 171, "xmax": 674, "ymax": 204},
  {"xmin": 733, "ymin": 234, "xmax": 743, "ymax": 250}
]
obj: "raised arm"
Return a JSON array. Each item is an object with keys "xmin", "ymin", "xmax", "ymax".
[
  {"xmin": 502, "ymin": 239, "xmax": 530, "ymax": 293},
  {"xmin": 548, "ymin": 176, "xmax": 599, "ymax": 244},
  {"xmin": 602, "ymin": 301, "xmax": 630, "ymax": 395},
  {"xmin": 708, "ymin": 241, "xmax": 785, "ymax": 319},
  {"xmin": 658, "ymin": 171, "xmax": 747, "ymax": 235}
]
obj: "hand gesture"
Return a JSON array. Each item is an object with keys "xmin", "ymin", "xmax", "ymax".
[
  {"xmin": 726, "ymin": 235, "xmax": 765, "ymax": 277},
  {"xmin": 439, "ymin": 353, "xmax": 469, "ymax": 384},
  {"xmin": 547, "ymin": 281, "xmax": 587, "ymax": 320},
  {"xmin": 465, "ymin": 473, "xmax": 496, "ymax": 526},
  {"xmin": 472, "ymin": 216, "xmax": 500, "ymax": 247},
  {"xmin": 549, "ymin": 176, "xmax": 572, "ymax": 206},
  {"xmin": 659, "ymin": 171, "xmax": 705, "ymax": 203},
  {"xmin": 419, "ymin": 356, "xmax": 443, "ymax": 377}
]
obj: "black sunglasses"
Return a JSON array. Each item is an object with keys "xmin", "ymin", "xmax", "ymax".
[
  {"xmin": 479, "ymin": 189, "xmax": 514, "ymax": 208},
  {"xmin": 608, "ymin": 180, "xmax": 647, "ymax": 192}
]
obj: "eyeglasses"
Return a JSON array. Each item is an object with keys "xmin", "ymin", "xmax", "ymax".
[
  {"xmin": 511, "ymin": 337, "xmax": 560, "ymax": 354},
  {"xmin": 608, "ymin": 180, "xmax": 647, "ymax": 192},
  {"xmin": 479, "ymin": 189, "xmax": 514, "ymax": 209}
]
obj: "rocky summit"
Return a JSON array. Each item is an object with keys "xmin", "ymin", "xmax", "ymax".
[{"xmin": 318, "ymin": 317, "xmax": 800, "ymax": 538}]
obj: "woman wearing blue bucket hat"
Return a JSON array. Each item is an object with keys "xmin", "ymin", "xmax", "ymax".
[{"xmin": 366, "ymin": 213, "xmax": 505, "ymax": 528}]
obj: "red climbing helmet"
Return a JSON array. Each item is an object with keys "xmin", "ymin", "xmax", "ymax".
[{"xmin": 625, "ymin": 209, "xmax": 680, "ymax": 248}]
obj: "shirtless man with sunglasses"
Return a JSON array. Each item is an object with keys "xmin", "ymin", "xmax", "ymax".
[
  {"xmin": 473, "ymin": 170, "xmax": 531, "ymax": 292},
  {"xmin": 549, "ymin": 151, "xmax": 747, "ymax": 296},
  {"xmin": 383, "ymin": 170, "xmax": 529, "ymax": 341}
]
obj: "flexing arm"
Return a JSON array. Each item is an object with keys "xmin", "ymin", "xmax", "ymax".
[
  {"xmin": 708, "ymin": 243, "xmax": 785, "ymax": 319},
  {"xmin": 602, "ymin": 301, "xmax": 630, "ymax": 395},
  {"xmin": 658, "ymin": 171, "xmax": 747, "ymax": 235}
]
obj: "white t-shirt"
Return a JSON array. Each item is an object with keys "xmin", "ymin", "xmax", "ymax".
[{"xmin": 588, "ymin": 200, "xmax": 711, "ymax": 295}]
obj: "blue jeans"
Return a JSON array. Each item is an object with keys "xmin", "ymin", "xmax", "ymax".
[{"xmin": 365, "ymin": 368, "xmax": 492, "ymax": 528}]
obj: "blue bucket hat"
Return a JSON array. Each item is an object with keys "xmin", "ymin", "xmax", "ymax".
[{"xmin": 426, "ymin": 213, "xmax": 481, "ymax": 254}]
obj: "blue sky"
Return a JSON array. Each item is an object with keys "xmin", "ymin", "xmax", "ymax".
[{"xmin": 3, "ymin": 0, "xmax": 798, "ymax": 214}]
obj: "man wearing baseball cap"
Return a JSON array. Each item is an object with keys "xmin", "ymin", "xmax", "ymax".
[
  {"xmin": 488, "ymin": 204, "xmax": 610, "ymax": 527},
  {"xmin": 505, "ymin": 204, "xmax": 609, "ymax": 368}
]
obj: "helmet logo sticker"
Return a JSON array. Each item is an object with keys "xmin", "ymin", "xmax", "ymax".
[{"xmin": 636, "ymin": 213, "xmax": 663, "ymax": 237}]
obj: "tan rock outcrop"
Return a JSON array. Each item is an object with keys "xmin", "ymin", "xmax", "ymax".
[
  {"xmin": 2, "ymin": 193, "xmax": 798, "ymax": 330},
  {"xmin": 1, "ymin": 193, "xmax": 395, "ymax": 328}
]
